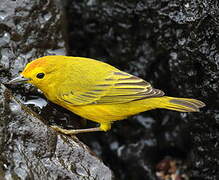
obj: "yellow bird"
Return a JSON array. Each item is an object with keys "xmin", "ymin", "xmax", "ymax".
[{"xmin": 8, "ymin": 56, "xmax": 205, "ymax": 134}]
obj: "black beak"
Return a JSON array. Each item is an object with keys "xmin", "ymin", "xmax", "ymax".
[{"xmin": 6, "ymin": 75, "xmax": 30, "ymax": 84}]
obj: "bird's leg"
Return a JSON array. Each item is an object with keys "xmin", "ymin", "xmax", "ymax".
[
  {"xmin": 50, "ymin": 125, "xmax": 102, "ymax": 135},
  {"xmin": 50, "ymin": 122, "xmax": 112, "ymax": 135}
]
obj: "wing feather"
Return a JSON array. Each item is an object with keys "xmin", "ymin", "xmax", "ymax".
[{"xmin": 59, "ymin": 71, "xmax": 164, "ymax": 105}]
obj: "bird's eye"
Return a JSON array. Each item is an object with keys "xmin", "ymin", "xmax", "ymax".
[{"xmin": 36, "ymin": 73, "xmax": 45, "ymax": 79}]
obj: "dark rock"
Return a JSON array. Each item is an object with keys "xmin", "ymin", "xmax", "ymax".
[
  {"xmin": 0, "ymin": 0, "xmax": 113, "ymax": 179},
  {"xmin": 66, "ymin": 0, "xmax": 219, "ymax": 179},
  {"xmin": 1, "ymin": 0, "xmax": 219, "ymax": 179},
  {"xmin": 0, "ymin": 0, "xmax": 66, "ymax": 77},
  {"xmin": 0, "ymin": 84, "xmax": 113, "ymax": 180}
]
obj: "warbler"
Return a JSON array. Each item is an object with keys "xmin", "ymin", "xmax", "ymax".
[{"xmin": 8, "ymin": 56, "xmax": 205, "ymax": 134}]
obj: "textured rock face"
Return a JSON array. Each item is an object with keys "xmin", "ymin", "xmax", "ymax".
[
  {"xmin": 0, "ymin": 0, "xmax": 113, "ymax": 179},
  {"xmin": 66, "ymin": 1, "xmax": 219, "ymax": 180},
  {"xmin": 1, "ymin": 0, "xmax": 218, "ymax": 179},
  {"xmin": 0, "ymin": 85, "xmax": 113, "ymax": 180},
  {"xmin": 0, "ymin": 0, "xmax": 66, "ymax": 76}
]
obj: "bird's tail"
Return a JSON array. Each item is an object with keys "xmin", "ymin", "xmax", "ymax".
[{"xmin": 153, "ymin": 96, "xmax": 205, "ymax": 112}]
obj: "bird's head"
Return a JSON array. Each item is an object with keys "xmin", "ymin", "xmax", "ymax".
[{"xmin": 7, "ymin": 56, "xmax": 63, "ymax": 89}]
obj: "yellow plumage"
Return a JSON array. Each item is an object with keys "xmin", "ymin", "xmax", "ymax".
[{"xmin": 11, "ymin": 56, "xmax": 205, "ymax": 133}]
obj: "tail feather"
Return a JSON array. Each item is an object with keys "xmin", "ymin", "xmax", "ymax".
[{"xmin": 156, "ymin": 96, "xmax": 205, "ymax": 112}]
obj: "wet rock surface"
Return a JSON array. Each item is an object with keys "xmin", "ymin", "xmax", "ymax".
[
  {"xmin": 0, "ymin": 0, "xmax": 66, "ymax": 77},
  {"xmin": 0, "ymin": 85, "xmax": 113, "ymax": 180},
  {"xmin": 1, "ymin": 0, "xmax": 219, "ymax": 180},
  {"xmin": 66, "ymin": 0, "xmax": 219, "ymax": 180},
  {"xmin": 0, "ymin": 0, "xmax": 113, "ymax": 179}
]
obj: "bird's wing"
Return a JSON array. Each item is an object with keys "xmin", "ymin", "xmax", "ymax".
[{"xmin": 58, "ymin": 71, "xmax": 164, "ymax": 105}]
